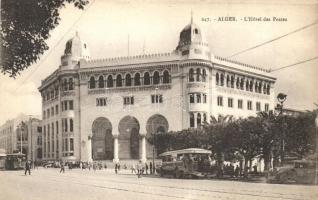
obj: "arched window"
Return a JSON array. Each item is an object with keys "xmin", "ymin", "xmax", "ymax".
[
  {"xmin": 125, "ymin": 74, "xmax": 132, "ymax": 87},
  {"xmin": 255, "ymin": 82, "xmax": 258, "ymax": 93},
  {"xmin": 196, "ymin": 93, "xmax": 201, "ymax": 103},
  {"xmin": 203, "ymin": 113, "xmax": 207, "ymax": 123},
  {"xmin": 89, "ymin": 77, "xmax": 96, "ymax": 89},
  {"xmin": 220, "ymin": 74, "xmax": 224, "ymax": 86},
  {"xmin": 163, "ymin": 70, "xmax": 170, "ymax": 84},
  {"xmin": 98, "ymin": 76, "xmax": 104, "ymax": 88},
  {"xmin": 134, "ymin": 73, "xmax": 141, "ymax": 86},
  {"xmin": 197, "ymin": 113, "xmax": 201, "ymax": 126},
  {"xmin": 144, "ymin": 72, "xmax": 150, "ymax": 85},
  {"xmin": 189, "ymin": 68, "xmax": 194, "ymax": 82},
  {"xmin": 202, "ymin": 69, "xmax": 206, "ymax": 82},
  {"xmin": 64, "ymin": 79, "xmax": 68, "ymax": 91},
  {"xmin": 258, "ymin": 82, "xmax": 262, "ymax": 93},
  {"xmin": 231, "ymin": 76, "xmax": 234, "ymax": 88},
  {"xmin": 70, "ymin": 119, "xmax": 73, "ymax": 132},
  {"xmin": 196, "ymin": 68, "xmax": 201, "ymax": 82},
  {"xmin": 240, "ymin": 78, "xmax": 244, "ymax": 90},
  {"xmin": 69, "ymin": 78, "xmax": 74, "ymax": 90},
  {"xmin": 226, "ymin": 75, "xmax": 230, "ymax": 87},
  {"xmin": 190, "ymin": 113, "xmax": 194, "ymax": 128},
  {"xmin": 153, "ymin": 71, "xmax": 160, "ymax": 85},
  {"xmin": 267, "ymin": 84, "xmax": 270, "ymax": 95},
  {"xmin": 249, "ymin": 80, "xmax": 253, "ymax": 91},
  {"xmin": 263, "ymin": 84, "xmax": 267, "ymax": 94},
  {"xmin": 107, "ymin": 75, "xmax": 113, "ymax": 88},
  {"xmin": 236, "ymin": 78, "xmax": 240, "ymax": 89},
  {"xmin": 216, "ymin": 73, "xmax": 219, "ymax": 85},
  {"xmin": 246, "ymin": 80, "xmax": 249, "ymax": 91},
  {"xmin": 116, "ymin": 74, "xmax": 122, "ymax": 87}
]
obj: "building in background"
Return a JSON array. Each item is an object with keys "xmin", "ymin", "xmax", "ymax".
[
  {"xmin": 0, "ymin": 114, "xmax": 42, "ymax": 162},
  {"xmin": 38, "ymin": 17, "xmax": 276, "ymax": 163}
]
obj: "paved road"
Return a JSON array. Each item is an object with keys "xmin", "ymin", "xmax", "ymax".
[{"xmin": 0, "ymin": 168, "xmax": 317, "ymax": 200}]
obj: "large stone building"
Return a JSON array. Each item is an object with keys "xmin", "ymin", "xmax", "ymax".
[
  {"xmin": 38, "ymin": 18, "xmax": 276, "ymax": 163},
  {"xmin": 0, "ymin": 114, "xmax": 42, "ymax": 161}
]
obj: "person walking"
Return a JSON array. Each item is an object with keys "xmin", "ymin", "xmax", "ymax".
[
  {"xmin": 145, "ymin": 163, "xmax": 149, "ymax": 174},
  {"xmin": 131, "ymin": 163, "xmax": 136, "ymax": 174},
  {"xmin": 60, "ymin": 162, "xmax": 65, "ymax": 173},
  {"xmin": 115, "ymin": 163, "xmax": 118, "ymax": 174},
  {"xmin": 137, "ymin": 160, "xmax": 142, "ymax": 178},
  {"xmin": 24, "ymin": 160, "xmax": 31, "ymax": 175},
  {"xmin": 149, "ymin": 162, "xmax": 153, "ymax": 174}
]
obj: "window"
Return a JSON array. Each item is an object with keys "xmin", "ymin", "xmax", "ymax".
[
  {"xmin": 231, "ymin": 76, "xmax": 234, "ymax": 88},
  {"xmin": 144, "ymin": 72, "xmax": 150, "ymax": 85},
  {"xmin": 69, "ymin": 100, "xmax": 74, "ymax": 110},
  {"xmin": 216, "ymin": 73, "xmax": 219, "ymax": 85},
  {"xmin": 256, "ymin": 102, "xmax": 261, "ymax": 111},
  {"xmin": 190, "ymin": 113, "xmax": 194, "ymax": 128},
  {"xmin": 203, "ymin": 94, "xmax": 207, "ymax": 103},
  {"xmin": 203, "ymin": 113, "xmax": 207, "ymax": 122},
  {"xmin": 228, "ymin": 98, "xmax": 233, "ymax": 108},
  {"xmin": 265, "ymin": 103, "xmax": 269, "ymax": 112},
  {"xmin": 47, "ymin": 109, "xmax": 50, "ymax": 118},
  {"xmin": 226, "ymin": 75, "xmax": 230, "ymax": 87},
  {"xmin": 163, "ymin": 70, "xmax": 170, "ymax": 84},
  {"xmin": 70, "ymin": 138, "xmax": 74, "ymax": 151},
  {"xmin": 238, "ymin": 99, "xmax": 243, "ymax": 109},
  {"xmin": 89, "ymin": 77, "xmax": 95, "ymax": 89},
  {"xmin": 151, "ymin": 94, "xmax": 163, "ymax": 103},
  {"xmin": 194, "ymin": 28, "xmax": 198, "ymax": 34},
  {"xmin": 189, "ymin": 93, "xmax": 194, "ymax": 103},
  {"xmin": 65, "ymin": 138, "xmax": 68, "ymax": 151},
  {"xmin": 220, "ymin": 74, "xmax": 224, "ymax": 86},
  {"xmin": 64, "ymin": 101, "xmax": 68, "ymax": 111},
  {"xmin": 107, "ymin": 75, "xmax": 113, "ymax": 88},
  {"xmin": 134, "ymin": 73, "xmax": 141, "ymax": 86},
  {"xmin": 196, "ymin": 93, "xmax": 201, "ymax": 103},
  {"xmin": 51, "ymin": 107, "xmax": 54, "ymax": 116},
  {"xmin": 37, "ymin": 126, "xmax": 42, "ymax": 132},
  {"xmin": 43, "ymin": 111, "xmax": 46, "ymax": 120},
  {"xmin": 196, "ymin": 68, "xmax": 201, "ymax": 82},
  {"xmin": 189, "ymin": 69, "xmax": 194, "ymax": 82},
  {"xmin": 56, "ymin": 121, "xmax": 59, "ymax": 135},
  {"xmin": 98, "ymin": 76, "xmax": 104, "ymax": 88},
  {"xmin": 64, "ymin": 118, "xmax": 68, "ymax": 132},
  {"xmin": 249, "ymin": 80, "xmax": 253, "ymax": 92},
  {"xmin": 70, "ymin": 119, "xmax": 73, "ymax": 132},
  {"xmin": 125, "ymin": 74, "xmax": 132, "ymax": 86},
  {"xmin": 240, "ymin": 78, "xmax": 244, "ymax": 90},
  {"xmin": 55, "ymin": 105, "xmax": 59, "ymax": 115},
  {"xmin": 153, "ymin": 71, "xmax": 160, "ymax": 85},
  {"xmin": 123, "ymin": 96, "xmax": 134, "ymax": 105},
  {"xmin": 96, "ymin": 98, "xmax": 107, "ymax": 106},
  {"xmin": 116, "ymin": 74, "xmax": 122, "ymax": 87},
  {"xmin": 217, "ymin": 96, "xmax": 223, "ymax": 106},
  {"xmin": 266, "ymin": 84, "xmax": 270, "ymax": 95},
  {"xmin": 197, "ymin": 113, "xmax": 201, "ymax": 126},
  {"xmin": 69, "ymin": 78, "xmax": 74, "ymax": 90},
  {"xmin": 52, "ymin": 123, "xmax": 54, "ymax": 139},
  {"xmin": 202, "ymin": 69, "xmax": 207, "ymax": 82},
  {"xmin": 247, "ymin": 101, "xmax": 252, "ymax": 110}
]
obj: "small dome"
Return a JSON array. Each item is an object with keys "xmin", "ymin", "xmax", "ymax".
[{"xmin": 63, "ymin": 32, "xmax": 90, "ymax": 61}]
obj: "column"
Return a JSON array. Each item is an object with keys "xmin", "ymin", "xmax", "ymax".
[
  {"xmin": 113, "ymin": 136, "xmax": 119, "ymax": 163},
  {"xmin": 141, "ymin": 136, "xmax": 147, "ymax": 163},
  {"xmin": 194, "ymin": 112, "xmax": 198, "ymax": 128}
]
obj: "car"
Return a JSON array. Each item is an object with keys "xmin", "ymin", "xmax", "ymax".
[{"xmin": 269, "ymin": 159, "xmax": 318, "ymax": 184}]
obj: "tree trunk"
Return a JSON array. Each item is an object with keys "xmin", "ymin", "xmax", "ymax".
[{"xmin": 243, "ymin": 156, "xmax": 249, "ymax": 178}]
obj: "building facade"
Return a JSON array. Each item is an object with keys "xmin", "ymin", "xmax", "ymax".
[
  {"xmin": 0, "ymin": 114, "xmax": 42, "ymax": 161},
  {"xmin": 38, "ymin": 19, "xmax": 276, "ymax": 163}
]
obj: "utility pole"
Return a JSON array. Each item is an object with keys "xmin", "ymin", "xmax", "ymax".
[{"xmin": 277, "ymin": 93, "xmax": 287, "ymax": 167}]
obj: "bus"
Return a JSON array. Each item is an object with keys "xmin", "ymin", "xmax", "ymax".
[
  {"xmin": 5, "ymin": 153, "xmax": 27, "ymax": 170},
  {"xmin": 158, "ymin": 148, "xmax": 212, "ymax": 178}
]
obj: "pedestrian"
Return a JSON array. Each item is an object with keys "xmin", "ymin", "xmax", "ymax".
[
  {"xmin": 60, "ymin": 162, "xmax": 65, "ymax": 173},
  {"xmin": 80, "ymin": 162, "xmax": 83, "ymax": 170},
  {"xmin": 118, "ymin": 163, "xmax": 121, "ymax": 171},
  {"xmin": 131, "ymin": 163, "xmax": 136, "ymax": 174},
  {"xmin": 24, "ymin": 160, "xmax": 31, "ymax": 175},
  {"xmin": 234, "ymin": 165, "xmax": 240, "ymax": 177},
  {"xmin": 115, "ymin": 163, "xmax": 118, "ymax": 174},
  {"xmin": 145, "ymin": 163, "xmax": 149, "ymax": 174},
  {"xmin": 69, "ymin": 163, "xmax": 73, "ymax": 170},
  {"xmin": 137, "ymin": 160, "xmax": 142, "ymax": 178},
  {"xmin": 149, "ymin": 162, "xmax": 153, "ymax": 174},
  {"xmin": 104, "ymin": 163, "xmax": 107, "ymax": 170},
  {"xmin": 153, "ymin": 162, "xmax": 156, "ymax": 175}
]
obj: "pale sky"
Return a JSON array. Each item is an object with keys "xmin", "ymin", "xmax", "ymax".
[{"xmin": 0, "ymin": 0, "xmax": 317, "ymax": 125}]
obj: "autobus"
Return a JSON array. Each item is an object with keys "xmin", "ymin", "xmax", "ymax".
[
  {"xmin": 5, "ymin": 153, "xmax": 27, "ymax": 170},
  {"xmin": 158, "ymin": 148, "xmax": 212, "ymax": 178}
]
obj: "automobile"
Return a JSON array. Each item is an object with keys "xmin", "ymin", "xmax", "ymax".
[
  {"xmin": 268, "ymin": 159, "xmax": 318, "ymax": 184},
  {"xmin": 158, "ymin": 148, "xmax": 212, "ymax": 178},
  {"xmin": 42, "ymin": 161, "xmax": 54, "ymax": 168}
]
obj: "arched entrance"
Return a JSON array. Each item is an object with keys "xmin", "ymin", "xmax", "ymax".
[
  {"xmin": 92, "ymin": 117, "xmax": 113, "ymax": 160},
  {"xmin": 146, "ymin": 114, "xmax": 169, "ymax": 156},
  {"xmin": 118, "ymin": 116, "xmax": 140, "ymax": 159}
]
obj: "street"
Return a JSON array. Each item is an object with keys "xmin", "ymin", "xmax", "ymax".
[{"xmin": 0, "ymin": 168, "xmax": 317, "ymax": 200}]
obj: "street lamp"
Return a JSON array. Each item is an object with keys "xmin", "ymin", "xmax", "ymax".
[{"xmin": 277, "ymin": 93, "xmax": 287, "ymax": 166}]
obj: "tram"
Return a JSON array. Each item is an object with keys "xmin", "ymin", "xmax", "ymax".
[{"xmin": 5, "ymin": 153, "xmax": 26, "ymax": 170}]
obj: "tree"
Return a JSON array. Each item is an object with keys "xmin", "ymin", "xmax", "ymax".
[{"xmin": 1, "ymin": 0, "xmax": 89, "ymax": 77}]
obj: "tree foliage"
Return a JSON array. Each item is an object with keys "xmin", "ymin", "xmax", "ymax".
[{"xmin": 0, "ymin": 0, "xmax": 89, "ymax": 77}]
